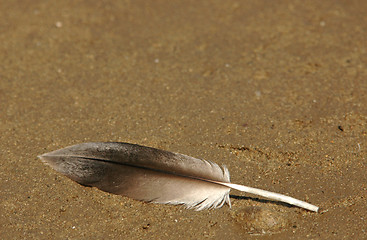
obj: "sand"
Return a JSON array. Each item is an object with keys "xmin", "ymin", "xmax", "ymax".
[{"xmin": 0, "ymin": 0, "xmax": 366, "ymax": 239}]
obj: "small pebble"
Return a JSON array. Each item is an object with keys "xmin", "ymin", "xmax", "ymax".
[
  {"xmin": 55, "ymin": 21, "xmax": 63, "ymax": 28},
  {"xmin": 230, "ymin": 206, "xmax": 290, "ymax": 234}
]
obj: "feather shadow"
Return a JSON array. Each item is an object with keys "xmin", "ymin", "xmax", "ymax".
[{"xmin": 230, "ymin": 195, "xmax": 297, "ymax": 209}]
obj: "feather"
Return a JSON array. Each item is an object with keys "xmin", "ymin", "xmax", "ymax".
[{"xmin": 39, "ymin": 142, "xmax": 319, "ymax": 212}]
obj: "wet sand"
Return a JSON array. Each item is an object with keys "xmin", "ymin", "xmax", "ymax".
[{"xmin": 0, "ymin": 0, "xmax": 366, "ymax": 239}]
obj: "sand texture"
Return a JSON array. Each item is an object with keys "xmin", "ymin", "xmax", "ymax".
[{"xmin": 0, "ymin": 0, "xmax": 366, "ymax": 239}]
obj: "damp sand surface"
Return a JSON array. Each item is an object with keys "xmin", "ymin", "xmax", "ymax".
[{"xmin": 0, "ymin": 1, "xmax": 366, "ymax": 239}]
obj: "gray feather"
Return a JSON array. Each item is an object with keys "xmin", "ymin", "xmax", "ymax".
[{"xmin": 39, "ymin": 142, "xmax": 231, "ymax": 210}]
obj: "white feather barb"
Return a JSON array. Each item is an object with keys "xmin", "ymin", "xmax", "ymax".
[{"xmin": 39, "ymin": 142, "xmax": 319, "ymax": 212}]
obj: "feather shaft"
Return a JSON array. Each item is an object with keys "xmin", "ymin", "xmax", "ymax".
[{"xmin": 214, "ymin": 182, "xmax": 319, "ymax": 212}]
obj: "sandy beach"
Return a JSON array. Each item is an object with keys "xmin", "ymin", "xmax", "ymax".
[{"xmin": 0, "ymin": 0, "xmax": 366, "ymax": 239}]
